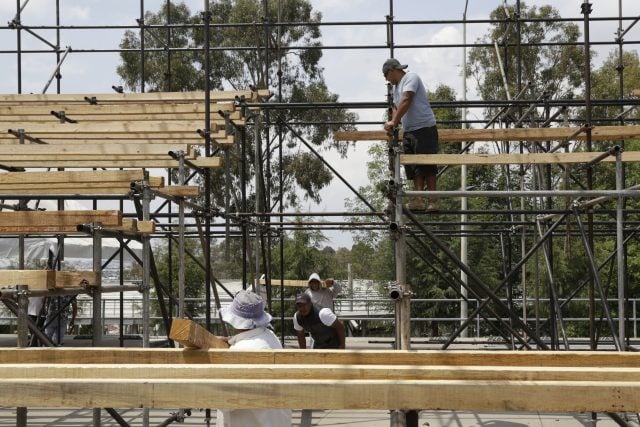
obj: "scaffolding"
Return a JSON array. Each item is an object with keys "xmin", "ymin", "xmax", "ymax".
[{"xmin": 2, "ymin": 0, "xmax": 640, "ymax": 426}]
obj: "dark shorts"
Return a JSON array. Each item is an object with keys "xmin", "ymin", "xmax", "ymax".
[{"xmin": 403, "ymin": 125, "xmax": 439, "ymax": 180}]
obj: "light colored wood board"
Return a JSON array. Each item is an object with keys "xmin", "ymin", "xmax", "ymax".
[
  {"xmin": 169, "ymin": 318, "xmax": 230, "ymax": 349},
  {"xmin": 0, "ymin": 187, "xmax": 133, "ymax": 195},
  {"xmin": 3, "ymin": 363, "xmax": 640, "ymax": 382},
  {"xmin": 0, "ymin": 270, "xmax": 97, "ymax": 290},
  {"xmin": 0, "ymin": 170, "xmax": 145, "ymax": 185},
  {"xmin": 0, "ymin": 90, "xmax": 269, "ymax": 104},
  {"xmin": 3, "ymin": 175, "xmax": 164, "ymax": 187},
  {"xmin": 335, "ymin": 125, "xmax": 640, "ymax": 143},
  {"xmin": 632, "ymin": 89, "xmax": 640, "ymax": 97},
  {"xmin": 0, "ymin": 210, "xmax": 122, "ymax": 228},
  {"xmin": 0, "ymin": 102, "xmax": 236, "ymax": 116},
  {"xmin": 2, "ymin": 120, "xmax": 219, "ymax": 134},
  {"xmin": 258, "ymin": 278, "xmax": 331, "ymax": 288},
  {"xmin": 51, "ymin": 271, "xmax": 100, "ymax": 289},
  {"xmin": 1, "ymin": 379, "xmax": 640, "ymax": 411},
  {"xmin": 160, "ymin": 186, "xmax": 201, "ymax": 198},
  {"xmin": 3, "ymin": 349, "xmax": 640, "ymax": 368},
  {"xmin": 0, "ymin": 144, "xmax": 192, "ymax": 156},
  {"xmin": 0, "ymin": 157, "xmax": 222, "ymax": 168},
  {"xmin": 212, "ymin": 135, "xmax": 235, "ymax": 146},
  {"xmin": 0, "ymin": 270, "xmax": 54, "ymax": 289},
  {"xmin": 0, "ymin": 141, "xmax": 211, "ymax": 147},
  {"xmin": 110, "ymin": 220, "xmax": 155, "ymax": 234},
  {"xmin": 400, "ymin": 151, "xmax": 640, "ymax": 166},
  {"xmin": 0, "ymin": 113, "xmax": 243, "ymax": 124}
]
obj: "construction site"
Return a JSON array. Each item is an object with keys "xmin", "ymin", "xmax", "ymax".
[{"xmin": 2, "ymin": 0, "xmax": 640, "ymax": 426}]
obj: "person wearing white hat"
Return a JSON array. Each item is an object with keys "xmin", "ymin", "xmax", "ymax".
[
  {"xmin": 382, "ymin": 58, "xmax": 440, "ymax": 212},
  {"xmin": 217, "ymin": 290, "xmax": 291, "ymax": 426},
  {"xmin": 304, "ymin": 272, "xmax": 342, "ymax": 310}
]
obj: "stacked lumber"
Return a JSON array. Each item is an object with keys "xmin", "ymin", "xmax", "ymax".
[
  {"xmin": 0, "ymin": 89, "xmax": 273, "ymax": 169},
  {"xmin": 0, "ymin": 170, "xmax": 197, "ymax": 199},
  {"xmin": 0, "ymin": 348, "xmax": 639, "ymax": 412}
]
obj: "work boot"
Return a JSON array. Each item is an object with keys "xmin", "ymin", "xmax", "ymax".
[{"xmin": 406, "ymin": 197, "xmax": 426, "ymax": 211}]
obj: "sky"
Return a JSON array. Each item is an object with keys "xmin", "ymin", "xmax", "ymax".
[{"xmin": 1, "ymin": 0, "xmax": 640, "ymax": 249}]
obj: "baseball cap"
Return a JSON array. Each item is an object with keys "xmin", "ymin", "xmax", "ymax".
[
  {"xmin": 295, "ymin": 292, "xmax": 311, "ymax": 305},
  {"xmin": 382, "ymin": 58, "xmax": 408, "ymax": 75}
]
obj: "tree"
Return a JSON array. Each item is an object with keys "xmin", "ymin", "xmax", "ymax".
[
  {"xmin": 117, "ymin": 0, "xmax": 357, "ymax": 210},
  {"xmin": 467, "ymin": 3, "xmax": 585, "ymax": 121}
]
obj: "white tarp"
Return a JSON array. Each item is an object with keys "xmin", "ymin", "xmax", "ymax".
[{"xmin": 0, "ymin": 199, "xmax": 142, "ymax": 267}]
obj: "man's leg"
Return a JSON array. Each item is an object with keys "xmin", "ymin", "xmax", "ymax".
[{"xmin": 426, "ymin": 173, "xmax": 438, "ymax": 211}]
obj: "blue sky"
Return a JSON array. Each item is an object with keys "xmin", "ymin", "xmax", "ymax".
[{"xmin": 1, "ymin": 0, "xmax": 639, "ymax": 249}]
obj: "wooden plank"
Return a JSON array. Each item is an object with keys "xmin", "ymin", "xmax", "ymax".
[
  {"xmin": 0, "ymin": 144, "xmax": 191, "ymax": 156},
  {"xmin": 0, "ymin": 134, "xmax": 225, "ymax": 145},
  {"xmin": 51, "ymin": 271, "xmax": 99, "ymax": 289},
  {"xmin": 0, "ymin": 170, "xmax": 145, "ymax": 185},
  {"xmin": 632, "ymin": 89, "xmax": 640, "ymax": 97},
  {"xmin": 335, "ymin": 125, "xmax": 640, "ymax": 143},
  {"xmin": 3, "ymin": 363, "xmax": 640, "ymax": 382},
  {"xmin": 3, "ymin": 348, "xmax": 640, "ymax": 368},
  {"xmin": 111, "ymin": 220, "xmax": 155, "ymax": 234},
  {"xmin": 0, "ymin": 90, "xmax": 269, "ymax": 104},
  {"xmin": 258, "ymin": 278, "xmax": 331, "ymax": 288},
  {"xmin": 0, "ymin": 270, "xmax": 98, "ymax": 290},
  {"xmin": 169, "ymin": 318, "xmax": 230, "ymax": 349},
  {"xmin": 0, "ymin": 157, "xmax": 222, "ymax": 169},
  {"xmin": 0, "ymin": 378, "xmax": 639, "ymax": 411},
  {"xmin": 160, "ymin": 186, "xmax": 200, "ymax": 198},
  {"xmin": 400, "ymin": 151, "xmax": 640, "ymax": 166},
  {"xmin": 0, "ymin": 270, "xmax": 54, "ymax": 289},
  {"xmin": 0, "ymin": 102, "xmax": 235, "ymax": 116},
  {"xmin": 0, "ymin": 210, "xmax": 123, "ymax": 227},
  {"xmin": 2, "ymin": 121, "xmax": 218, "ymax": 135}
]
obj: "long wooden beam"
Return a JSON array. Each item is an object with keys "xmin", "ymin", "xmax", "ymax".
[
  {"xmin": 3, "ymin": 348, "xmax": 640, "ymax": 368},
  {"xmin": 0, "ymin": 102, "xmax": 235, "ymax": 116},
  {"xmin": 0, "ymin": 90, "xmax": 271, "ymax": 104},
  {"xmin": 0, "ymin": 210, "xmax": 121, "ymax": 234},
  {"xmin": 0, "ymin": 270, "xmax": 99, "ymax": 290},
  {"xmin": 169, "ymin": 318, "xmax": 229, "ymax": 349},
  {"xmin": 400, "ymin": 151, "xmax": 640, "ymax": 165},
  {"xmin": 0, "ymin": 157, "xmax": 222, "ymax": 169},
  {"xmin": 0, "ymin": 378, "xmax": 638, "ymax": 412},
  {"xmin": 0, "ymin": 170, "xmax": 146, "ymax": 184},
  {"xmin": 335, "ymin": 125, "xmax": 640, "ymax": 143},
  {"xmin": 2, "ymin": 363, "xmax": 640, "ymax": 382}
]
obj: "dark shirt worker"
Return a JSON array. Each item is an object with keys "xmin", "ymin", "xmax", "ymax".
[{"xmin": 293, "ymin": 293, "xmax": 345, "ymax": 349}]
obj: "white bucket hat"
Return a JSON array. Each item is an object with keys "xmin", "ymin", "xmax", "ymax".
[{"xmin": 220, "ymin": 290, "xmax": 272, "ymax": 329}]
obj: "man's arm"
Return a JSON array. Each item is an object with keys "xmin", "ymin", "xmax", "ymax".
[
  {"xmin": 384, "ymin": 91, "xmax": 414, "ymax": 131},
  {"xmin": 331, "ymin": 319, "xmax": 346, "ymax": 349},
  {"xmin": 296, "ymin": 329, "xmax": 307, "ymax": 349}
]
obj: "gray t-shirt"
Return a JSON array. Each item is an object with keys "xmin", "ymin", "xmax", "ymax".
[{"xmin": 393, "ymin": 71, "xmax": 436, "ymax": 131}]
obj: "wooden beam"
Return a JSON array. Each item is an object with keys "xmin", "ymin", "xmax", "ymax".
[
  {"xmin": 2, "ymin": 121, "xmax": 217, "ymax": 135},
  {"xmin": 335, "ymin": 125, "xmax": 640, "ymax": 143},
  {"xmin": 5, "ymin": 363, "xmax": 640, "ymax": 382},
  {"xmin": 3, "ymin": 348, "xmax": 640, "ymax": 368},
  {"xmin": 0, "ymin": 102, "xmax": 235, "ymax": 116},
  {"xmin": 0, "ymin": 270, "xmax": 98, "ymax": 290},
  {"xmin": 0, "ymin": 135, "xmax": 225, "ymax": 145},
  {"xmin": 0, "ymin": 144, "xmax": 192, "ymax": 156},
  {"xmin": 169, "ymin": 318, "xmax": 230, "ymax": 349},
  {"xmin": 400, "ymin": 151, "xmax": 640, "ymax": 166},
  {"xmin": 159, "ymin": 186, "xmax": 201, "ymax": 198},
  {"xmin": 0, "ymin": 157, "xmax": 222, "ymax": 169},
  {"xmin": 0, "ymin": 90, "xmax": 270, "ymax": 105},
  {"xmin": 0, "ymin": 170, "xmax": 145, "ymax": 185},
  {"xmin": 0, "ymin": 210, "xmax": 122, "ymax": 234},
  {"xmin": 258, "ymin": 278, "xmax": 330, "ymax": 288},
  {"xmin": 0, "ymin": 378, "xmax": 639, "ymax": 412}
]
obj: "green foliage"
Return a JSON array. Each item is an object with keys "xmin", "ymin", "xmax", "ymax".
[
  {"xmin": 116, "ymin": 0, "xmax": 357, "ymax": 209},
  {"xmin": 467, "ymin": 3, "xmax": 585, "ymax": 120},
  {"xmin": 152, "ymin": 238, "xmax": 206, "ymax": 320}
]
